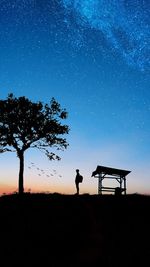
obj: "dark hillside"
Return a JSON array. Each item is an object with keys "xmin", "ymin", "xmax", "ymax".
[{"xmin": 0, "ymin": 193, "xmax": 149, "ymax": 266}]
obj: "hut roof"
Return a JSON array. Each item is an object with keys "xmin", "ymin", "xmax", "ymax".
[{"xmin": 92, "ymin": 165, "xmax": 131, "ymax": 177}]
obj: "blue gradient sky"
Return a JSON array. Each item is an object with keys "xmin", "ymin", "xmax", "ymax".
[{"xmin": 0, "ymin": 0, "xmax": 150, "ymax": 195}]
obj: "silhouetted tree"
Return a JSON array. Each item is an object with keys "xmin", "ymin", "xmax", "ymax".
[{"xmin": 0, "ymin": 93, "xmax": 69, "ymax": 194}]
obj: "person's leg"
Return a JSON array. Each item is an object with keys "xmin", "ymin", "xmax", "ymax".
[
  {"xmin": 76, "ymin": 182, "xmax": 79, "ymax": 194},
  {"xmin": 77, "ymin": 182, "xmax": 79, "ymax": 194}
]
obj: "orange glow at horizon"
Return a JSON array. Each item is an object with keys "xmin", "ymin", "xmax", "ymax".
[{"xmin": 0, "ymin": 144, "xmax": 150, "ymax": 196}]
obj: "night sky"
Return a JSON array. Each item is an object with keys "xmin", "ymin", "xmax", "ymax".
[{"xmin": 0, "ymin": 0, "xmax": 150, "ymax": 195}]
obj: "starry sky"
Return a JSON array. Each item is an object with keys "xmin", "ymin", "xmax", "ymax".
[{"xmin": 0, "ymin": 0, "xmax": 150, "ymax": 195}]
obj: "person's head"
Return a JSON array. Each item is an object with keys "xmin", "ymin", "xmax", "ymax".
[{"xmin": 76, "ymin": 169, "xmax": 79, "ymax": 173}]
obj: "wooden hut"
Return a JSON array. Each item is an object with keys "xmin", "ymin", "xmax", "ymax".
[{"xmin": 92, "ymin": 165, "xmax": 131, "ymax": 195}]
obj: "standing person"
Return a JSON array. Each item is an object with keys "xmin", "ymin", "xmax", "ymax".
[{"xmin": 75, "ymin": 169, "xmax": 83, "ymax": 195}]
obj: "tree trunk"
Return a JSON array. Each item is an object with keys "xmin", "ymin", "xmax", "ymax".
[{"xmin": 18, "ymin": 151, "xmax": 24, "ymax": 194}]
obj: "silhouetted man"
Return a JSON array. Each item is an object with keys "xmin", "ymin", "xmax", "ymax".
[{"xmin": 75, "ymin": 169, "xmax": 83, "ymax": 195}]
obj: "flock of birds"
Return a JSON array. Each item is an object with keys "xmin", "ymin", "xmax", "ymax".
[{"xmin": 27, "ymin": 162, "xmax": 62, "ymax": 179}]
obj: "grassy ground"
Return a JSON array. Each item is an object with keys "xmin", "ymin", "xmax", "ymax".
[{"xmin": 0, "ymin": 193, "xmax": 149, "ymax": 266}]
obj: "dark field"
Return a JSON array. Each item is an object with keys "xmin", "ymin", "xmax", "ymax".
[{"xmin": 0, "ymin": 193, "xmax": 149, "ymax": 266}]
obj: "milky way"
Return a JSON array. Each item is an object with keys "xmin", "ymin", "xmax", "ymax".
[
  {"xmin": 0, "ymin": 0, "xmax": 149, "ymax": 71},
  {"xmin": 61, "ymin": 0, "xmax": 150, "ymax": 71}
]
